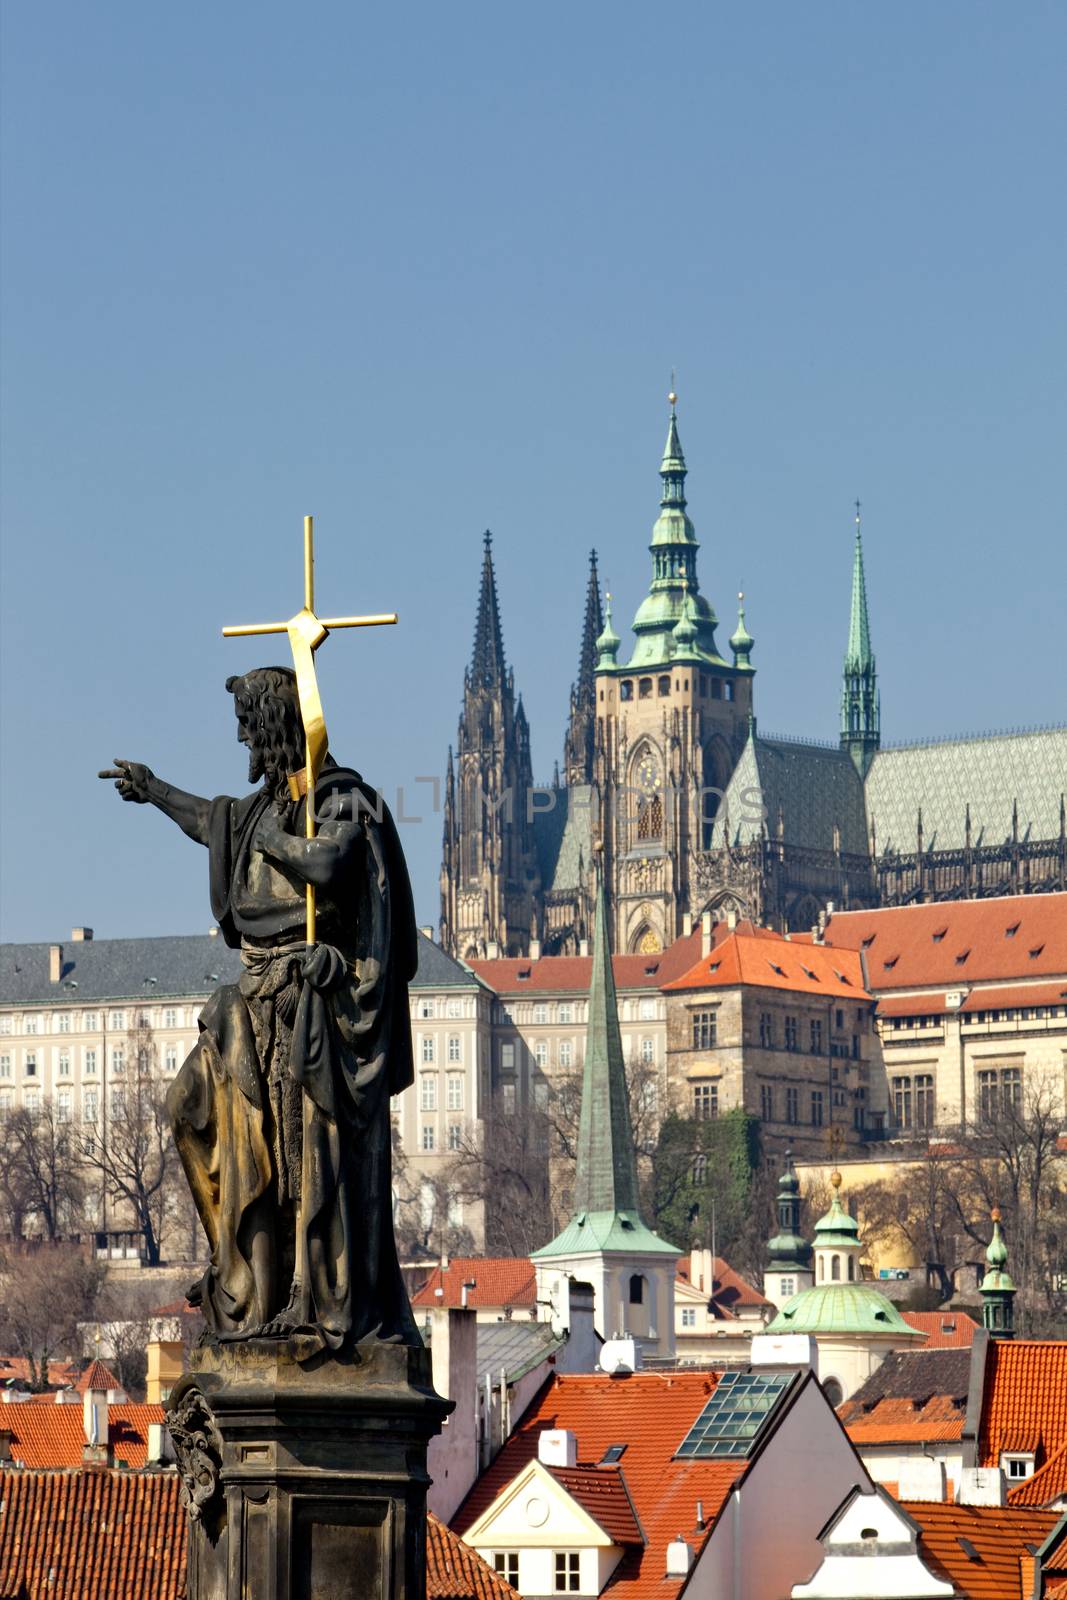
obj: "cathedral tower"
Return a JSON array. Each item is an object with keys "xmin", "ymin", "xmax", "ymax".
[
  {"xmin": 440, "ymin": 532, "xmax": 540, "ymax": 958},
  {"xmin": 592, "ymin": 394, "xmax": 754, "ymax": 953},
  {"xmin": 563, "ymin": 550, "xmax": 603, "ymax": 785},
  {"xmin": 840, "ymin": 503, "xmax": 880, "ymax": 776}
]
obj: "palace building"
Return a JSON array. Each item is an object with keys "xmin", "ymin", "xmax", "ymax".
[{"xmin": 439, "ymin": 397, "xmax": 1067, "ymax": 957}]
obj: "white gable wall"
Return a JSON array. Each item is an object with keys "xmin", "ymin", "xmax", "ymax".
[
  {"xmin": 791, "ymin": 1488, "xmax": 953, "ymax": 1598},
  {"xmin": 466, "ymin": 1458, "xmax": 625, "ymax": 1598}
]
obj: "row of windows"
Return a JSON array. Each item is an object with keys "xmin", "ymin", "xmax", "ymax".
[
  {"xmin": 419, "ymin": 1036, "xmax": 465, "ymax": 1064},
  {"xmin": 0, "ymin": 1008, "xmax": 190, "ymax": 1035},
  {"xmin": 418, "ymin": 1075, "xmax": 465, "ymax": 1111},
  {"xmin": 817, "ymin": 1253, "xmax": 857, "ymax": 1283},
  {"xmin": 0, "ymin": 1044, "xmax": 184, "ymax": 1079},
  {"xmin": 890, "ymin": 1067, "xmax": 1024, "ymax": 1128},
  {"xmin": 886, "ymin": 1005, "xmax": 1066, "ymax": 1030},
  {"xmin": 418, "ymin": 1122, "xmax": 464, "ymax": 1152},
  {"xmin": 499, "ymin": 1036, "xmax": 658, "ymax": 1072},
  {"xmin": 616, "ymin": 675, "xmax": 736, "ymax": 703},
  {"xmin": 695, "ymin": 1080, "xmax": 835, "ymax": 1128},
  {"xmin": 758, "ymin": 1011, "xmax": 861, "ymax": 1056},
  {"xmin": 0, "ymin": 1088, "xmax": 135, "ymax": 1121},
  {"xmin": 414, "ymin": 996, "xmax": 472, "ymax": 1020}
]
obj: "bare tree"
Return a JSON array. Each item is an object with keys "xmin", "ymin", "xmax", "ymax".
[
  {"xmin": 5, "ymin": 1099, "xmax": 85, "ymax": 1243},
  {"xmin": 0, "ymin": 1118, "xmax": 34, "ymax": 1242},
  {"xmin": 390, "ymin": 1127, "xmax": 476, "ymax": 1261},
  {"xmin": 81, "ymin": 1023, "xmax": 172, "ymax": 1265},
  {"xmin": 0, "ymin": 1246, "xmax": 105, "ymax": 1390},
  {"xmin": 448, "ymin": 1104, "xmax": 552, "ymax": 1257},
  {"xmin": 547, "ymin": 1056, "xmax": 661, "ymax": 1224}
]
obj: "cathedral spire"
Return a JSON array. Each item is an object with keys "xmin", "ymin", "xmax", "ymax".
[
  {"xmin": 470, "ymin": 529, "xmax": 506, "ymax": 689},
  {"xmin": 840, "ymin": 502, "xmax": 880, "ymax": 776},
  {"xmin": 564, "ymin": 550, "xmax": 604, "ymax": 784}
]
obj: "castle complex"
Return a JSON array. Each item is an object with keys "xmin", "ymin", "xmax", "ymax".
[{"xmin": 440, "ymin": 397, "xmax": 1067, "ymax": 957}]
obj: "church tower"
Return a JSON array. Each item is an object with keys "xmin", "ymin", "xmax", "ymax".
[
  {"xmin": 840, "ymin": 503, "xmax": 880, "ymax": 777},
  {"xmin": 979, "ymin": 1207, "xmax": 1016, "ymax": 1339},
  {"xmin": 440, "ymin": 532, "xmax": 540, "ymax": 958},
  {"xmin": 563, "ymin": 550, "xmax": 603, "ymax": 785},
  {"xmin": 593, "ymin": 394, "xmax": 754, "ymax": 954}
]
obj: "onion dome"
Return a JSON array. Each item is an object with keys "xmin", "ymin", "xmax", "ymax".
[
  {"xmin": 730, "ymin": 590, "xmax": 754, "ymax": 670},
  {"xmin": 596, "ymin": 592, "xmax": 621, "ymax": 669}
]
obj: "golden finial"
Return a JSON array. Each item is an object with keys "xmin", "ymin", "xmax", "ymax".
[
  {"xmin": 668, "ymin": 390, "xmax": 678, "ymax": 408},
  {"xmin": 991, "ymin": 1205, "xmax": 1001, "ymax": 1223},
  {"xmin": 830, "ymin": 1168, "xmax": 842, "ymax": 1191}
]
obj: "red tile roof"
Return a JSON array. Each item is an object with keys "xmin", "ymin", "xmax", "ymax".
[
  {"xmin": 411, "ymin": 1258, "xmax": 536, "ymax": 1312},
  {"xmin": 902, "ymin": 1500, "xmax": 1059, "ymax": 1600},
  {"xmin": 1008, "ymin": 1440, "xmax": 1067, "ymax": 1507},
  {"xmin": 676, "ymin": 1256, "xmax": 771, "ymax": 1316},
  {"xmin": 876, "ymin": 991, "xmax": 951, "ymax": 1017},
  {"xmin": 664, "ymin": 931, "xmax": 869, "ymax": 999},
  {"xmin": 427, "ymin": 1512, "xmax": 520, "ymax": 1598},
  {"xmin": 959, "ymin": 980, "xmax": 1067, "ymax": 1012},
  {"xmin": 979, "ymin": 1341, "xmax": 1067, "ymax": 1471},
  {"xmin": 0, "ymin": 1357, "xmax": 81, "ymax": 1390},
  {"xmin": 549, "ymin": 1465, "xmax": 644, "ymax": 1543},
  {"xmin": 823, "ymin": 894, "xmax": 1067, "ymax": 991},
  {"xmin": 0, "ymin": 1468, "xmax": 186, "ymax": 1600},
  {"xmin": 454, "ymin": 1371, "xmax": 752, "ymax": 1599},
  {"xmin": 467, "ymin": 929, "xmax": 705, "ymax": 995},
  {"xmin": 843, "ymin": 1391, "xmax": 965, "ymax": 1446},
  {"xmin": 899, "ymin": 1311, "xmax": 978, "ymax": 1348},
  {"xmin": 77, "ymin": 1359, "xmax": 123, "ymax": 1395},
  {"xmin": 2, "ymin": 1401, "xmax": 163, "ymax": 1468}
]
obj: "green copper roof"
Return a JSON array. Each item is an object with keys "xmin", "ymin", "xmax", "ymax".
[
  {"xmin": 729, "ymin": 591, "xmax": 754, "ymax": 670},
  {"xmin": 532, "ymin": 866, "xmax": 678, "ymax": 1264},
  {"xmin": 844, "ymin": 512, "xmax": 874, "ymax": 674},
  {"xmin": 813, "ymin": 1183, "xmax": 861, "ymax": 1251},
  {"xmin": 766, "ymin": 1283, "xmax": 923, "ymax": 1338},
  {"xmin": 980, "ymin": 1214, "xmax": 1016, "ymax": 1294},
  {"xmin": 766, "ymin": 1159, "xmax": 813, "ymax": 1271}
]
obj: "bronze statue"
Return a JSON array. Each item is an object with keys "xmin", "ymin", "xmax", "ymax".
[{"xmin": 101, "ymin": 521, "xmax": 420, "ymax": 1357}]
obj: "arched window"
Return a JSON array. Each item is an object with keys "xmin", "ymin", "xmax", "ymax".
[
  {"xmin": 831, "ymin": 1255, "xmax": 841, "ymax": 1281},
  {"xmin": 628, "ymin": 1274, "xmax": 645, "ymax": 1305},
  {"xmin": 638, "ymin": 678, "xmax": 653, "ymax": 700},
  {"xmin": 818, "ymin": 1256, "xmax": 825, "ymax": 1282},
  {"xmin": 620, "ymin": 681, "xmax": 633, "ymax": 702},
  {"xmin": 848, "ymin": 1257, "xmax": 855, "ymax": 1281},
  {"xmin": 658, "ymin": 675, "xmax": 671, "ymax": 697},
  {"xmin": 822, "ymin": 1377, "xmax": 844, "ymax": 1408},
  {"xmin": 637, "ymin": 793, "xmax": 663, "ymax": 840}
]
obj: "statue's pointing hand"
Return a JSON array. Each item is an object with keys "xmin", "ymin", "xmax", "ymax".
[{"xmin": 98, "ymin": 759, "xmax": 155, "ymax": 804}]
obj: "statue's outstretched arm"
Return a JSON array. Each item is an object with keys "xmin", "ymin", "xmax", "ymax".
[{"xmin": 99, "ymin": 760, "xmax": 211, "ymax": 846}]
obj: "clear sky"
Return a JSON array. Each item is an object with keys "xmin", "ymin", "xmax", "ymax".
[{"xmin": 2, "ymin": 2, "xmax": 1065, "ymax": 942}]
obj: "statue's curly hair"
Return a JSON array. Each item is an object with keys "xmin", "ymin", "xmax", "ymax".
[{"xmin": 226, "ymin": 667, "xmax": 305, "ymax": 792}]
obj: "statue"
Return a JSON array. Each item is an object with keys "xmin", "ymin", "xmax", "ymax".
[{"xmin": 100, "ymin": 521, "xmax": 419, "ymax": 1357}]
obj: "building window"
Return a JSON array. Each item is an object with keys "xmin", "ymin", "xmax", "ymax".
[
  {"xmin": 915, "ymin": 1074, "xmax": 935, "ymax": 1129},
  {"xmin": 58, "ymin": 1050, "xmax": 71, "ymax": 1076},
  {"xmin": 559, "ymin": 1040, "xmax": 573, "ymax": 1069},
  {"xmin": 691, "ymin": 1152, "xmax": 707, "ymax": 1183},
  {"xmin": 493, "ymin": 1554, "xmax": 519, "ymax": 1586},
  {"xmin": 831, "ymin": 1254, "xmax": 841, "ymax": 1281},
  {"xmin": 810, "ymin": 1019, "xmax": 823, "ymax": 1054},
  {"xmin": 0, "ymin": 1090, "xmax": 11, "ymax": 1117},
  {"xmin": 421, "ymin": 1125, "xmax": 435, "ymax": 1152},
  {"xmin": 420, "ymin": 1076, "xmax": 437, "ymax": 1111},
  {"xmin": 24, "ymin": 1015, "xmax": 39, "ymax": 1035},
  {"xmin": 421, "ymin": 1036, "xmax": 436, "ymax": 1064},
  {"xmin": 640, "ymin": 1036, "xmax": 655, "ymax": 1064},
  {"xmin": 446, "ymin": 997, "xmax": 462, "ymax": 1018},
  {"xmin": 784, "ymin": 1016, "xmax": 798, "ymax": 1051},
  {"xmin": 109, "ymin": 1011, "xmax": 126, "ymax": 1030},
  {"xmin": 535, "ymin": 1040, "xmax": 548, "ymax": 1069},
  {"xmin": 785, "ymin": 1086, "xmax": 799, "ymax": 1124},
  {"xmin": 0, "ymin": 1054, "xmax": 10, "ymax": 1079},
  {"xmin": 1001, "ymin": 1453, "xmax": 1034, "ymax": 1482},
  {"xmin": 759, "ymin": 1012, "xmax": 773, "ymax": 1047},
  {"xmin": 0, "ymin": 1017, "xmax": 11, "ymax": 1036},
  {"xmin": 25, "ymin": 1052, "xmax": 37, "ymax": 1077},
  {"xmin": 57, "ymin": 1013, "xmax": 71, "ymax": 1034},
  {"xmin": 82, "ymin": 1011, "xmax": 98, "ymax": 1031},
  {"xmin": 658, "ymin": 675, "xmax": 671, "ymax": 697},
  {"xmin": 760, "ymin": 1083, "xmax": 774, "ymax": 1121},
  {"xmin": 893, "ymin": 1076, "xmax": 913, "ymax": 1129},
  {"xmin": 681, "ymin": 1307, "xmax": 696, "ymax": 1327},
  {"xmin": 165, "ymin": 1046, "xmax": 179, "ymax": 1073},
  {"xmin": 110, "ymin": 1089, "xmax": 125, "ymax": 1121},
  {"xmin": 558, "ymin": 1004, "xmax": 573, "ymax": 1025},
  {"xmin": 447, "ymin": 1035, "xmax": 462, "ymax": 1063},
  {"xmin": 447, "ymin": 1075, "xmax": 463, "ymax": 1111},
  {"xmin": 534, "ymin": 1003, "xmax": 548, "ymax": 1024},
  {"xmin": 111, "ymin": 1048, "xmax": 125, "ymax": 1075},
  {"xmin": 57, "ymin": 1090, "xmax": 72, "ymax": 1123},
  {"xmin": 447, "ymin": 1122, "xmax": 462, "ymax": 1151},
  {"xmin": 84, "ymin": 1090, "xmax": 97, "ymax": 1122},
  {"xmin": 691, "ymin": 1010, "xmax": 717, "ymax": 1050},
  {"xmin": 500, "ymin": 1083, "xmax": 516, "ymax": 1115},
  {"xmin": 639, "ymin": 998, "xmax": 656, "ymax": 1021},
  {"xmin": 693, "ymin": 1080, "xmax": 718, "ymax": 1120},
  {"xmin": 1001, "ymin": 1066, "xmax": 1022, "ymax": 1112},
  {"xmin": 24, "ymin": 1089, "xmax": 40, "ymax": 1117},
  {"xmin": 163, "ymin": 1007, "xmax": 178, "ymax": 1028},
  {"xmin": 637, "ymin": 792, "xmax": 663, "ymax": 840},
  {"xmin": 554, "ymin": 1552, "xmax": 580, "ymax": 1592},
  {"xmin": 84, "ymin": 1049, "xmax": 97, "ymax": 1075},
  {"xmin": 811, "ymin": 1090, "xmax": 824, "ymax": 1127},
  {"xmin": 978, "ymin": 1066, "xmax": 1022, "ymax": 1120},
  {"xmin": 780, "ymin": 1276, "xmax": 795, "ymax": 1297},
  {"xmin": 628, "ymin": 1274, "xmax": 644, "ymax": 1305}
]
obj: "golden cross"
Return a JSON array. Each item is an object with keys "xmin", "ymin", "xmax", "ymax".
[{"xmin": 222, "ymin": 515, "xmax": 397, "ymax": 943}]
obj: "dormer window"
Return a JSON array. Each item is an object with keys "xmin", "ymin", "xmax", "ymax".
[
  {"xmin": 1005, "ymin": 923, "xmax": 1020, "ymax": 938},
  {"xmin": 955, "ymin": 950, "xmax": 970, "ymax": 964},
  {"xmin": 883, "ymin": 956, "xmax": 899, "ymax": 970},
  {"xmin": 932, "ymin": 929, "xmax": 947, "ymax": 942},
  {"xmin": 1001, "ymin": 1452, "xmax": 1035, "ymax": 1482}
]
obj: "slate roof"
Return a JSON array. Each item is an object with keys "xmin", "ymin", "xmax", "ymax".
[
  {"xmin": 839, "ymin": 1349, "xmax": 972, "ymax": 1417},
  {"xmin": 410, "ymin": 1257, "xmax": 537, "ymax": 1312},
  {"xmin": 455, "ymin": 1370, "xmax": 748, "ymax": 1600},
  {"xmin": 411, "ymin": 933, "xmax": 484, "ymax": 990},
  {"xmin": 2, "ymin": 1402, "xmax": 163, "ymax": 1469},
  {"xmin": 902, "ymin": 1499, "xmax": 1059, "ymax": 1600},
  {"xmin": 533, "ymin": 784, "xmax": 595, "ymax": 894},
  {"xmin": 476, "ymin": 1322, "xmax": 563, "ymax": 1387},
  {"xmin": 0, "ymin": 1468, "xmax": 186, "ymax": 1600},
  {"xmin": 664, "ymin": 930, "xmax": 868, "ymax": 999},
  {"xmin": 823, "ymin": 893, "xmax": 1067, "ymax": 990},
  {"xmin": 865, "ymin": 726, "xmax": 1067, "ymax": 856},
  {"xmin": 0, "ymin": 935, "xmax": 241, "ymax": 1006},
  {"xmin": 711, "ymin": 734, "xmax": 868, "ymax": 853},
  {"xmin": 979, "ymin": 1340, "xmax": 1067, "ymax": 1470}
]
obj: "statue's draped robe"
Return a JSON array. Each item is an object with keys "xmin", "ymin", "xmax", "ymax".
[{"xmin": 167, "ymin": 763, "xmax": 419, "ymax": 1349}]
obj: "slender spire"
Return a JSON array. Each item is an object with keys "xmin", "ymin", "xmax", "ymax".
[
  {"xmin": 577, "ymin": 549, "xmax": 604, "ymax": 690},
  {"xmin": 470, "ymin": 529, "xmax": 506, "ymax": 688},
  {"xmin": 980, "ymin": 1207, "xmax": 1016, "ymax": 1339},
  {"xmin": 573, "ymin": 859, "xmax": 641, "ymax": 1217},
  {"xmin": 840, "ymin": 501, "xmax": 880, "ymax": 776},
  {"xmin": 564, "ymin": 550, "xmax": 605, "ymax": 784}
]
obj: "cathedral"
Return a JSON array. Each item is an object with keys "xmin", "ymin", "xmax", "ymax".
[{"xmin": 440, "ymin": 397, "xmax": 1067, "ymax": 958}]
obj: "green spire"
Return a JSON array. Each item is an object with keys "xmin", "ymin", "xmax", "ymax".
[
  {"xmin": 596, "ymin": 590, "xmax": 621, "ymax": 668},
  {"xmin": 766, "ymin": 1155, "xmax": 813, "ymax": 1272},
  {"xmin": 840, "ymin": 501, "xmax": 880, "ymax": 776},
  {"xmin": 623, "ymin": 392, "xmax": 726, "ymax": 671},
  {"xmin": 980, "ymin": 1209, "xmax": 1016, "ymax": 1339},
  {"xmin": 730, "ymin": 589, "xmax": 754, "ymax": 671},
  {"xmin": 573, "ymin": 862, "xmax": 639, "ymax": 1216}
]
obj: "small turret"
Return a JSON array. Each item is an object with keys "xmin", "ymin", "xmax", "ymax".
[
  {"xmin": 596, "ymin": 592, "xmax": 621, "ymax": 669},
  {"xmin": 730, "ymin": 590, "xmax": 754, "ymax": 671},
  {"xmin": 980, "ymin": 1208, "xmax": 1016, "ymax": 1339},
  {"xmin": 840, "ymin": 502, "xmax": 880, "ymax": 777},
  {"xmin": 812, "ymin": 1170, "xmax": 863, "ymax": 1285},
  {"xmin": 763, "ymin": 1155, "xmax": 814, "ymax": 1305}
]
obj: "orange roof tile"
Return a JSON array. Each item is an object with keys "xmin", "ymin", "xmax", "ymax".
[
  {"xmin": 664, "ymin": 930, "xmax": 869, "ymax": 999},
  {"xmin": 77, "ymin": 1359, "xmax": 122, "ymax": 1395},
  {"xmin": 455, "ymin": 1371, "xmax": 752, "ymax": 1599},
  {"xmin": 411, "ymin": 1258, "xmax": 536, "ymax": 1311},
  {"xmin": 979, "ymin": 1341, "xmax": 1067, "ymax": 1471},
  {"xmin": 427, "ymin": 1512, "xmax": 520, "ymax": 1598},
  {"xmin": 549, "ymin": 1465, "xmax": 644, "ymax": 1543},
  {"xmin": 467, "ymin": 929, "xmax": 704, "ymax": 995},
  {"xmin": 676, "ymin": 1256, "xmax": 770, "ymax": 1315},
  {"xmin": 899, "ymin": 1311, "xmax": 978, "ymax": 1349},
  {"xmin": 823, "ymin": 894, "xmax": 1067, "ymax": 991},
  {"xmin": 1008, "ymin": 1440, "xmax": 1067, "ymax": 1507},
  {"xmin": 0, "ymin": 1468, "xmax": 186, "ymax": 1600},
  {"xmin": 3, "ymin": 1401, "xmax": 163, "ymax": 1469},
  {"xmin": 0, "ymin": 1357, "xmax": 81, "ymax": 1390},
  {"xmin": 847, "ymin": 1418, "xmax": 965, "ymax": 1445},
  {"xmin": 902, "ymin": 1500, "xmax": 1058, "ymax": 1600},
  {"xmin": 959, "ymin": 980, "xmax": 1067, "ymax": 1012},
  {"xmin": 876, "ymin": 991, "xmax": 951, "ymax": 1017},
  {"xmin": 844, "ymin": 1389, "xmax": 965, "ymax": 1446}
]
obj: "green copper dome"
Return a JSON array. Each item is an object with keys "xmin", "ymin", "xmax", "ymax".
[
  {"xmin": 812, "ymin": 1175, "xmax": 861, "ymax": 1251},
  {"xmin": 767, "ymin": 1283, "xmax": 922, "ymax": 1338},
  {"xmin": 766, "ymin": 1158, "xmax": 812, "ymax": 1271},
  {"xmin": 730, "ymin": 592, "xmax": 754, "ymax": 671},
  {"xmin": 596, "ymin": 594, "xmax": 621, "ymax": 668}
]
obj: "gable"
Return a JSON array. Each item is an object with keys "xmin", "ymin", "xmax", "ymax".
[{"xmin": 464, "ymin": 1459, "xmax": 615, "ymax": 1548}]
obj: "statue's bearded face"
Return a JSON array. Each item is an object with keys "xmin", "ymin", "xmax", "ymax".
[{"xmin": 234, "ymin": 703, "xmax": 268, "ymax": 785}]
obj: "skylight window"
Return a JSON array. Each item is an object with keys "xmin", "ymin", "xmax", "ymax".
[
  {"xmin": 1029, "ymin": 945, "xmax": 1045, "ymax": 959},
  {"xmin": 955, "ymin": 951, "xmax": 970, "ymax": 965},
  {"xmin": 600, "ymin": 1444, "xmax": 627, "ymax": 1463},
  {"xmin": 801, "ymin": 966, "xmax": 819, "ymax": 981},
  {"xmin": 1005, "ymin": 923, "xmax": 1020, "ymax": 938},
  {"xmin": 932, "ymin": 929, "xmax": 947, "ymax": 942},
  {"xmin": 956, "ymin": 1537, "xmax": 981, "ymax": 1562},
  {"xmin": 834, "ymin": 970, "xmax": 851, "ymax": 985},
  {"xmin": 768, "ymin": 962, "xmax": 786, "ymax": 977},
  {"xmin": 883, "ymin": 957, "xmax": 899, "ymax": 970},
  {"xmin": 861, "ymin": 935, "xmax": 876, "ymax": 949},
  {"xmin": 675, "ymin": 1371, "xmax": 793, "ymax": 1460}
]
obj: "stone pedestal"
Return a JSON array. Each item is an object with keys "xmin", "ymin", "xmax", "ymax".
[{"xmin": 166, "ymin": 1339, "xmax": 451, "ymax": 1600}]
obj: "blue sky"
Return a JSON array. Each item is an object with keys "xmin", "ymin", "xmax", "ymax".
[{"xmin": 2, "ymin": 2, "xmax": 1065, "ymax": 941}]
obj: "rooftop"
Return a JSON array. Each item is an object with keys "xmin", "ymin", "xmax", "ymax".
[
  {"xmin": 664, "ymin": 929, "xmax": 869, "ymax": 999},
  {"xmin": 902, "ymin": 1499, "xmax": 1059, "ymax": 1600},
  {"xmin": 899, "ymin": 1311, "xmax": 978, "ymax": 1349},
  {"xmin": 467, "ymin": 929, "xmax": 704, "ymax": 995},
  {"xmin": 410, "ymin": 1257, "xmax": 536, "ymax": 1312},
  {"xmin": 1, "ymin": 1401, "xmax": 163, "ymax": 1469},
  {"xmin": 676, "ymin": 1255, "xmax": 771, "ymax": 1319},
  {"xmin": 979, "ymin": 1339, "xmax": 1067, "ymax": 1471}
]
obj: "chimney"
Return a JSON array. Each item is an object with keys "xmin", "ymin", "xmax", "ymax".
[
  {"xmin": 725, "ymin": 907, "xmax": 738, "ymax": 931},
  {"xmin": 666, "ymin": 1537, "xmax": 692, "ymax": 1577},
  {"xmin": 701, "ymin": 911, "xmax": 713, "ymax": 958},
  {"xmin": 439, "ymin": 1251, "xmax": 449, "ymax": 1272},
  {"xmin": 690, "ymin": 1246, "xmax": 713, "ymax": 1294},
  {"xmin": 695, "ymin": 1500, "xmax": 705, "ymax": 1531},
  {"xmin": 50, "ymin": 944, "xmax": 62, "ymax": 983},
  {"xmin": 486, "ymin": 939, "xmax": 500, "ymax": 959},
  {"xmin": 897, "ymin": 1457, "xmax": 946, "ymax": 1502},
  {"xmin": 538, "ymin": 1429, "xmax": 578, "ymax": 1468},
  {"xmin": 958, "ymin": 1467, "xmax": 1006, "ymax": 1507},
  {"xmin": 82, "ymin": 1388, "xmax": 110, "ymax": 1466},
  {"xmin": 682, "ymin": 911, "xmax": 693, "ymax": 937},
  {"xmin": 71, "ymin": 927, "xmax": 93, "ymax": 942},
  {"xmin": 146, "ymin": 1422, "xmax": 174, "ymax": 1465},
  {"xmin": 750, "ymin": 1332, "xmax": 818, "ymax": 1373},
  {"xmin": 529, "ymin": 937, "xmax": 541, "ymax": 959},
  {"xmin": 420, "ymin": 925, "xmax": 434, "ymax": 941}
]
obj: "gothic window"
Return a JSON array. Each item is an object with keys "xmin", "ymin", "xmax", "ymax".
[
  {"xmin": 620, "ymin": 680, "xmax": 633, "ymax": 701},
  {"xmin": 638, "ymin": 678, "xmax": 653, "ymax": 700},
  {"xmin": 658, "ymin": 676, "xmax": 671, "ymax": 697},
  {"xmin": 637, "ymin": 793, "xmax": 663, "ymax": 840}
]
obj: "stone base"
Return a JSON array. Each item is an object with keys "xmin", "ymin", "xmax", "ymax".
[{"xmin": 166, "ymin": 1339, "xmax": 451, "ymax": 1600}]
